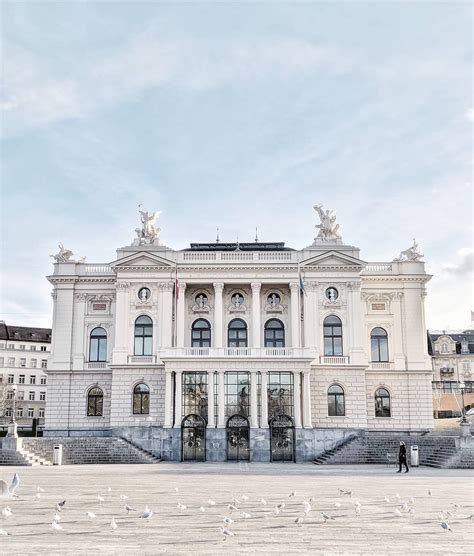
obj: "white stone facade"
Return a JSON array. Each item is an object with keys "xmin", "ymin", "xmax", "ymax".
[{"xmin": 45, "ymin": 217, "xmax": 433, "ymax": 461}]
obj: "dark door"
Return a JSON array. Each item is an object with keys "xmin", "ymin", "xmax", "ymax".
[
  {"xmin": 226, "ymin": 415, "xmax": 250, "ymax": 461},
  {"xmin": 182, "ymin": 414, "xmax": 206, "ymax": 461},
  {"xmin": 270, "ymin": 415, "xmax": 295, "ymax": 462}
]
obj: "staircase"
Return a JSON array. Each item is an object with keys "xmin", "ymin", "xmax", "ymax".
[
  {"xmin": 17, "ymin": 446, "xmax": 53, "ymax": 466},
  {"xmin": 19, "ymin": 437, "xmax": 160, "ymax": 465},
  {"xmin": 312, "ymin": 433, "xmax": 461, "ymax": 468}
]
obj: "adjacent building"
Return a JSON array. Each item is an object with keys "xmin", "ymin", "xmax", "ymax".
[
  {"xmin": 44, "ymin": 206, "xmax": 434, "ymax": 461},
  {"xmin": 0, "ymin": 322, "xmax": 51, "ymax": 428}
]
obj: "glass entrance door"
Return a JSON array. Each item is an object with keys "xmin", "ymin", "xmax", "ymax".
[
  {"xmin": 181, "ymin": 414, "xmax": 206, "ymax": 461},
  {"xmin": 270, "ymin": 415, "xmax": 295, "ymax": 462},
  {"xmin": 226, "ymin": 414, "xmax": 250, "ymax": 461}
]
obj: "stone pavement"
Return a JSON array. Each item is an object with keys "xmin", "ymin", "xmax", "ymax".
[{"xmin": 0, "ymin": 463, "xmax": 473, "ymax": 554}]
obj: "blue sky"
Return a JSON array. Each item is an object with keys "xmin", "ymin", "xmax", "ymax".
[{"xmin": 1, "ymin": 1, "xmax": 472, "ymax": 330}]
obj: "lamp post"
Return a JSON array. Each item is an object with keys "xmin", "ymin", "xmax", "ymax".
[
  {"xmin": 6, "ymin": 384, "xmax": 18, "ymax": 438},
  {"xmin": 459, "ymin": 382, "xmax": 467, "ymax": 424}
]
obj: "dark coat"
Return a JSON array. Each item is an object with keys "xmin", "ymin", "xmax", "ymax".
[{"xmin": 398, "ymin": 444, "xmax": 407, "ymax": 461}]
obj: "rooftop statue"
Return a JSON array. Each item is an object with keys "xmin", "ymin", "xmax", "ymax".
[
  {"xmin": 135, "ymin": 205, "xmax": 161, "ymax": 245},
  {"xmin": 50, "ymin": 242, "xmax": 74, "ymax": 263},
  {"xmin": 394, "ymin": 239, "xmax": 424, "ymax": 262},
  {"xmin": 313, "ymin": 204, "xmax": 342, "ymax": 242}
]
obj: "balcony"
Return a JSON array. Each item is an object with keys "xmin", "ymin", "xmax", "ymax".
[
  {"xmin": 318, "ymin": 356, "xmax": 350, "ymax": 365},
  {"xmin": 127, "ymin": 355, "xmax": 157, "ymax": 364},
  {"xmin": 370, "ymin": 362, "xmax": 393, "ymax": 370},
  {"xmin": 159, "ymin": 347, "xmax": 314, "ymax": 359},
  {"xmin": 86, "ymin": 362, "xmax": 108, "ymax": 369}
]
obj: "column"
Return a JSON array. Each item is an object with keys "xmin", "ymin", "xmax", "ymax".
[
  {"xmin": 302, "ymin": 371, "xmax": 312, "ymax": 428},
  {"xmin": 176, "ymin": 282, "xmax": 187, "ymax": 348},
  {"xmin": 303, "ymin": 282, "xmax": 316, "ymax": 349},
  {"xmin": 250, "ymin": 371, "xmax": 258, "ymax": 427},
  {"xmin": 348, "ymin": 281, "xmax": 365, "ymax": 366},
  {"xmin": 289, "ymin": 282, "xmax": 300, "ymax": 348},
  {"xmin": 207, "ymin": 370, "xmax": 215, "ymax": 427},
  {"xmin": 260, "ymin": 370, "xmax": 269, "ymax": 427},
  {"xmin": 391, "ymin": 292, "xmax": 406, "ymax": 369},
  {"xmin": 251, "ymin": 282, "xmax": 261, "ymax": 348},
  {"xmin": 72, "ymin": 293, "xmax": 87, "ymax": 370},
  {"xmin": 173, "ymin": 371, "xmax": 182, "ymax": 427},
  {"xmin": 293, "ymin": 371, "xmax": 302, "ymax": 428},
  {"xmin": 213, "ymin": 283, "xmax": 224, "ymax": 348},
  {"xmin": 160, "ymin": 281, "xmax": 174, "ymax": 348},
  {"xmin": 217, "ymin": 370, "xmax": 225, "ymax": 427},
  {"xmin": 112, "ymin": 282, "xmax": 130, "ymax": 365},
  {"xmin": 164, "ymin": 370, "xmax": 173, "ymax": 428}
]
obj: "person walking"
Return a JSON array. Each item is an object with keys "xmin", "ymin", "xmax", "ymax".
[{"xmin": 397, "ymin": 441, "xmax": 409, "ymax": 473}]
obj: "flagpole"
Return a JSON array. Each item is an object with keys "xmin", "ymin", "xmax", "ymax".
[
  {"xmin": 298, "ymin": 262, "xmax": 302, "ymax": 348},
  {"xmin": 173, "ymin": 262, "xmax": 178, "ymax": 347}
]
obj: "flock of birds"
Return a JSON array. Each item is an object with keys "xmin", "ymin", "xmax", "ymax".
[{"xmin": 0, "ymin": 472, "xmax": 473, "ymax": 542}]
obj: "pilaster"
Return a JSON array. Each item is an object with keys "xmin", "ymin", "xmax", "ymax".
[
  {"xmin": 289, "ymin": 282, "xmax": 300, "ymax": 348},
  {"xmin": 251, "ymin": 282, "xmax": 262, "ymax": 348},
  {"xmin": 173, "ymin": 371, "xmax": 182, "ymax": 427},
  {"xmin": 213, "ymin": 282, "xmax": 224, "ymax": 348},
  {"xmin": 176, "ymin": 282, "xmax": 187, "ymax": 348}
]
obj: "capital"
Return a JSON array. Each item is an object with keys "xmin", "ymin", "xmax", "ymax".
[
  {"xmin": 178, "ymin": 281, "xmax": 187, "ymax": 291},
  {"xmin": 251, "ymin": 282, "xmax": 261, "ymax": 292},
  {"xmin": 289, "ymin": 282, "xmax": 300, "ymax": 292},
  {"xmin": 116, "ymin": 282, "xmax": 130, "ymax": 290},
  {"xmin": 213, "ymin": 282, "xmax": 224, "ymax": 292},
  {"xmin": 74, "ymin": 293, "xmax": 88, "ymax": 301}
]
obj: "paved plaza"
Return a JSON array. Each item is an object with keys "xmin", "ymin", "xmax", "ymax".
[{"xmin": 0, "ymin": 463, "xmax": 473, "ymax": 554}]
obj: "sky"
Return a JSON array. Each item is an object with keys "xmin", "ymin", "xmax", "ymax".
[{"xmin": 0, "ymin": 1, "xmax": 472, "ymax": 331}]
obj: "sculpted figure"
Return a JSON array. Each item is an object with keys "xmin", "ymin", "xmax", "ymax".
[
  {"xmin": 135, "ymin": 206, "xmax": 161, "ymax": 243},
  {"xmin": 394, "ymin": 239, "xmax": 424, "ymax": 262},
  {"xmin": 314, "ymin": 204, "xmax": 342, "ymax": 242},
  {"xmin": 50, "ymin": 242, "xmax": 74, "ymax": 263}
]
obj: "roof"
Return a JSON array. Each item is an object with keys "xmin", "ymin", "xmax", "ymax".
[
  {"xmin": 428, "ymin": 330, "xmax": 474, "ymax": 355},
  {"xmin": 183, "ymin": 242, "xmax": 294, "ymax": 252},
  {"xmin": 0, "ymin": 323, "xmax": 52, "ymax": 343}
]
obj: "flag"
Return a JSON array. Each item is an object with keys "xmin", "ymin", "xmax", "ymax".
[{"xmin": 298, "ymin": 266, "xmax": 306, "ymax": 296}]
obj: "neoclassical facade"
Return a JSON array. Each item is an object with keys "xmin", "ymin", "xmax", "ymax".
[{"xmin": 44, "ymin": 207, "xmax": 433, "ymax": 461}]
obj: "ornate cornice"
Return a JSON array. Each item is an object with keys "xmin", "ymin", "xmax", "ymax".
[{"xmin": 116, "ymin": 282, "xmax": 130, "ymax": 290}]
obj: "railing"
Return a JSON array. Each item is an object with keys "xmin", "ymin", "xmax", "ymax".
[
  {"xmin": 178, "ymin": 252, "xmax": 297, "ymax": 263},
  {"xmin": 83, "ymin": 264, "xmax": 113, "ymax": 273},
  {"xmin": 183, "ymin": 252, "xmax": 217, "ymax": 261},
  {"xmin": 364, "ymin": 264, "xmax": 393, "ymax": 272},
  {"xmin": 319, "ymin": 356, "xmax": 350, "ymax": 365},
  {"xmin": 221, "ymin": 252, "xmax": 254, "ymax": 261},
  {"xmin": 370, "ymin": 362, "xmax": 393, "ymax": 370},
  {"xmin": 87, "ymin": 362, "xmax": 108, "ymax": 369},
  {"xmin": 127, "ymin": 355, "xmax": 157, "ymax": 364},
  {"xmin": 258, "ymin": 252, "xmax": 292, "ymax": 261},
  {"xmin": 159, "ymin": 347, "xmax": 313, "ymax": 359}
]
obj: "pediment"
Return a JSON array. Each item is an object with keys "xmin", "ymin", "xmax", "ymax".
[
  {"xmin": 301, "ymin": 250, "xmax": 366, "ymax": 270},
  {"xmin": 110, "ymin": 251, "xmax": 174, "ymax": 270}
]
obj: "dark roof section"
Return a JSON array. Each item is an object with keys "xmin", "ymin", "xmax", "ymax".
[
  {"xmin": 428, "ymin": 330, "xmax": 474, "ymax": 355},
  {"xmin": 183, "ymin": 242, "xmax": 294, "ymax": 252},
  {"xmin": 0, "ymin": 323, "xmax": 52, "ymax": 343}
]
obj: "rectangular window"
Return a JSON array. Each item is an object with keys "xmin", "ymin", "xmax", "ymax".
[
  {"xmin": 30, "ymin": 345, "xmax": 37, "ymax": 351},
  {"xmin": 17, "ymin": 391, "xmax": 24, "ymax": 400},
  {"xmin": 267, "ymin": 372, "xmax": 294, "ymax": 419},
  {"xmin": 29, "ymin": 392, "xmax": 35, "ymax": 401},
  {"xmin": 39, "ymin": 408, "xmax": 45, "ymax": 418},
  {"xmin": 8, "ymin": 357, "xmax": 15, "ymax": 366},
  {"xmin": 41, "ymin": 360, "xmax": 47, "ymax": 369},
  {"xmin": 0, "ymin": 342, "xmax": 4, "ymax": 349},
  {"xmin": 5, "ymin": 408, "xmax": 12, "ymax": 417},
  {"xmin": 40, "ymin": 392, "xmax": 46, "ymax": 401},
  {"xmin": 20, "ymin": 344, "xmax": 25, "ymax": 350},
  {"xmin": 7, "ymin": 374, "xmax": 14, "ymax": 384},
  {"xmin": 8, "ymin": 344, "xmax": 14, "ymax": 350},
  {"xmin": 41, "ymin": 346, "xmax": 47, "ymax": 351},
  {"xmin": 18, "ymin": 375, "xmax": 25, "ymax": 384},
  {"xmin": 31, "ymin": 359, "xmax": 37, "ymax": 368},
  {"xmin": 17, "ymin": 408, "xmax": 23, "ymax": 418},
  {"xmin": 463, "ymin": 361, "xmax": 471, "ymax": 371},
  {"xmin": 28, "ymin": 408, "xmax": 34, "ymax": 418},
  {"xmin": 224, "ymin": 371, "xmax": 250, "ymax": 418},
  {"xmin": 0, "ymin": 357, "xmax": 3, "ymax": 367},
  {"xmin": 20, "ymin": 358, "xmax": 26, "ymax": 367},
  {"xmin": 182, "ymin": 372, "xmax": 208, "ymax": 420},
  {"xmin": 30, "ymin": 375, "xmax": 36, "ymax": 384},
  {"xmin": 40, "ymin": 376, "xmax": 47, "ymax": 385},
  {"xmin": 6, "ymin": 391, "xmax": 14, "ymax": 400}
]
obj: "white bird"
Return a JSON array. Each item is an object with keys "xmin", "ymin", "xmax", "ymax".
[
  {"xmin": 394, "ymin": 509, "xmax": 403, "ymax": 517},
  {"xmin": 334, "ymin": 502, "xmax": 341, "ymax": 508},
  {"xmin": 276, "ymin": 503, "xmax": 285, "ymax": 510},
  {"xmin": 383, "ymin": 497, "xmax": 390, "ymax": 503},
  {"xmin": 223, "ymin": 516, "xmax": 234, "ymax": 525},
  {"xmin": 355, "ymin": 505, "xmax": 361, "ymax": 517},
  {"xmin": 295, "ymin": 516, "xmax": 304, "ymax": 525},
  {"xmin": 409, "ymin": 497, "xmax": 415, "ymax": 505},
  {"xmin": 97, "ymin": 495, "xmax": 105, "ymax": 503},
  {"xmin": 0, "ymin": 529, "xmax": 9, "ymax": 536},
  {"xmin": 289, "ymin": 491, "xmax": 296, "ymax": 498},
  {"xmin": 274, "ymin": 506, "xmax": 281, "ymax": 515},
  {"xmin": 110, "ymin": 518, "xmax": 118, "ymax": 530},
  {"xmin": 107, "ymin": 487, "xmax": 112, "ymax": 493},
  {"xmin": 51, "ymin": 521, "xmax": 62, "ymax": 531},
  {"xmin": 208, "ymin": 499, "xmax": 216, "ymax": 506},
  {"xmin": 260, "ymin": 499, "xmax": 267, "ymax": 506},
  {"xmin": 228, "ymin": 504, "xmax": 238, "ymax": 512},
  {"xmin": 220, "ymin": 527, "xmax": 235, "ymax": 540},
  {"xmin": 241, "ymin": 511, "xmax": 251, "ymax": 519},
  {"xmin": 139, "ymin": 506, "xmax": 153, "ymax": 519},
  {"xmin": 56, "ymin": 500, "xmax": 66, "ymax": 512},
  {"xmin": 303, "ymin": 501, "xmax": 312, "ymax": 514},
  {"xmin": 53, "ymin": 512, "xmax": 61, "ymax": 522},
  {"xmin": 401, "ymin": 503, "xmax": 409, "ymax": 512},
  {"xmin": 408, "ymin": 507, "xmax": 415, "ymax": 515},
  {"xmin": 338, "ymin": 488, "xmax": 353, "ymax": 497},
  {"xmin": 36, "ymin": 493, "xmax": 41, "ymax": 500},
  {"xmin": 177, "ymin": 503, "xmax": 187, "ymax": 511},
  {"xmin": 2, "ymin": 506, "xmax": 12, "ymax": 518},
  {"xmin": 0, "ymin": 474, "xmax": 20, "ymax": 499},
  {"xmin": 428, "ymin": 490, "xmax": 433, "ymax": 497},
  {"xmin": 37, "ymin": 486, "xmax": 45, "ymax": 493},
  {"xmin": 309, "ymin": 497, "xmax": 316, "ymax": 503},
  {"xmin": 124, "ymin": 504, "xmax": 136, "ymax": 514},
  {"xmin": 241, "ymin": 495, "xmax": 249, "ymax": 501},
  {"xmin": 199, "ymin": 506, "xmax": 206, "ymax": 513},
  {"xmin": 321, "ymin": 512, "xmax": 335, "ymax": 522},
  {"xmin": 86, "ymin": 512, "xmax": 96, "ymax": 519},
  {"xmin": 231, "ymin": 497, "xmax": 241, "ymax": 505},
  {"xmin": 119, "ymin": 494, "xmax": 129, "ymax": 501},
  {"xmin": 452, "ymin": 503, "xmax": 461, "ymax": 509},
  {"xmin": 395, "ymin": 493, "xmax": 401, "ymax": 501},
  {"xmin": 174, "ymin": 487, "xmax": 179, "ymax": 493},
  {"xmin": 441, "ymin": 521, "xmax": 453, "ymax": 532}
]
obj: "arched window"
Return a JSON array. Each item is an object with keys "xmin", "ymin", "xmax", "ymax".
[
  {"xmin": 87, "ymin": 386, "xmax": 103, "ymax": 417},
  {"xmin": 327, "ymin": 384, "xmax": 345, "ymax": 416},
  {"xmin": 133, "ymin": 383, "xmax": 150, "ymax": 415},
  {"xmin": 89, "ymin": 327, "xmax": 107, "ymax": 362},
  {"xmin": 228, "ymin": 319, "xmax": 248, "ymax": 348},
  {"xmin": 134, "ymin": 316, "xmax": 153, "ymax": 356},
  {"xmin": 371, "ymin": 327, "xmax": 388, "ymax": 362},
  {"xmin": 192, "ymin": 319, "xmax": 211, "ymax": 348},
  {"xmin": 264, "ymin": 319, "xmax": 285, "ymax": 348},
  {"xmin": 324, "ymin": 316, "xmax": 343, "ymax": 356},
  {"xmin": 375, "ymin": 387, "xmax": 391, "ymax": 417}
]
